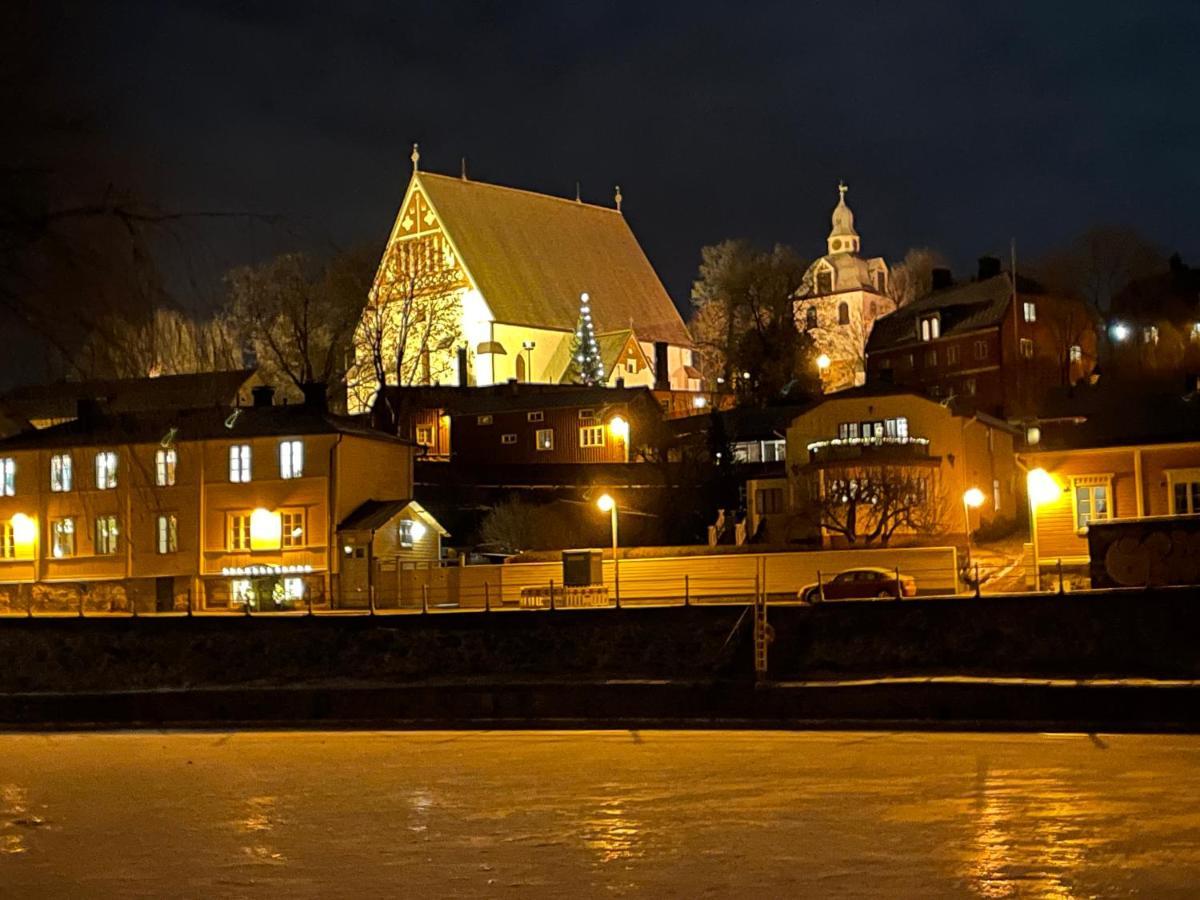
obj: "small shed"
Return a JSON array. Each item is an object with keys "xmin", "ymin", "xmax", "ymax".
[{"xmin": 337, "ymin": 500, "xmax": 449, "ymax": 608}]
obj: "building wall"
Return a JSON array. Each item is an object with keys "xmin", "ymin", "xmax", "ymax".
[
  {"xmin": 796, "ymin": 288, "xmax": 894, "ymax": 393},
  {"xmin": 452, "ymin": 404, "xmax": 631, "ymax": 465}
]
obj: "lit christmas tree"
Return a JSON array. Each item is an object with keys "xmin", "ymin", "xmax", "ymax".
[{"xmin": 569, "ymin": 292, "xmax": 606, "ymax": 385}]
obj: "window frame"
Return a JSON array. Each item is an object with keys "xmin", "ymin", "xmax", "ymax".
[
  {"xmin": 50, "ymin": 453, "xmax": 72, "ymax": 492},
  {"xmin": 501, "ymin": 433, "xmax": 518, "ymax": 445},
  {"xmin": 414, "ymin": 425, "xmax": 434, "ymax": 446},
  {"xmin": 1070, "ymin": 475, "xmax": 1112, "ymax": 534},
  {"xmin": 945, "ymin": 345, "xmax": 960, "ymax": 365},
  {"xmin": 155, "ymin": 448, "xmax": 177, "ymax": 487},
  {"xmin": 95, "ymin": 514, "xmax": 120, "ymax": 556},
  {"xmin": 579, "ymin": 425, "xmax": 606, "ymax": 448},
  {"xmin": 535, "ymin": 428, "xmax": 554, "ymax": 451},
  {"xmin": 227, "ymin": 513, "xmax": 252, "ymax": 551},
  {"xmin": 476, "ymin": 414, "xmax": 494, "ymax": 426},
  {"xmin": 0, "ymin": 457, "xmax": 13, "ymax": 496},
  {"xmin": 974, "ymin": 340, "xmax": 989, "ymax": 360},
  {"xmin": 1023, "ymin": 301, "xmax": 1037, "ymax": 323},
  {"xmin": 94, "ymin": 450, "xmax": 118, "ymax": 490},
  {"xmin": 281, "ymin": 509, "xmax": 306, "ymax": 548},
  {"xmin": 156, "ymin": 514, "xmax": 178, "ymax": 555},
  {"xmin": 1167, "ymin": 469, "xmax": 1200, "ymax": 516},
  {"xmin": 229, "ymin": 444, "xmax": 252, "ymax": 483},
  {"xmin": 527, "ymin": 411, "xmax": 545, "ymax": 423},
  {"xmin": 279, "ymin": 439, "xmax": 304, "ymax": 479},
  {"xmin": 0, "ymin": 521, "xmax": 14, "ymax": 559},
  {"xmin": 51, "ymin": 517, "xmax": 75, "ymax": 558},
  {"xmin": 1019, "ymin": 338, "xmax": 1034, "ymax": 359}
]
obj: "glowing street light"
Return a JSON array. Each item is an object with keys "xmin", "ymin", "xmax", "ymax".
[
  {"xmin": 596, "ymin": 493, "xmax": 619, "ymax": 606},
  {"xmin": 816, "ymin": 353, "xmax": 831, "ymax": 371},
  {"xmin": 1026, "ymin": 468, "xmax": 1061, "ymax": 584},
  {"xmin": 1110, "ymin": 321, "xmax": 1131, "ymax": 343},
  {"xmin": 962, "ymin": 487, "xmax": 986, "ymax": 577}
]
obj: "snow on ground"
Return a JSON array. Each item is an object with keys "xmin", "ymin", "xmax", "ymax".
[{"xmin": 3, "ymin": 730, "xmax": 1200, "ymax": 897}]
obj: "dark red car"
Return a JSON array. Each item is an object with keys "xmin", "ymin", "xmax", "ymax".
[{"xmin": 799, "ymin": 567, "xmax": 917, "ymax": 603}]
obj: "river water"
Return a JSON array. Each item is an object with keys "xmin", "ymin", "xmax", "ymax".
[{"xmin": 2, "ymin": 730, "xmax": 1199, "ymax": 897}]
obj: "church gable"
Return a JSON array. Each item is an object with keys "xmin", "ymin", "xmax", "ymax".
[{"xmin": 374, "ymin": 184, "xmax": 473, "ymax": 302}]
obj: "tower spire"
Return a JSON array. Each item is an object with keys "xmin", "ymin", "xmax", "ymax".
[
  {"xmin": 827, "ymin": 180, "xmax": 859, "ymax": 255},
  {"xmin": 614, "ymin": 185, "xmax": 623, "ymax": 212},
  {"xmin": 411, "ymin": 143, "xmax": 420, "ymax": 172},
  {"xmin": 461, "ymin": 156, "xmax": 468, "ymax": 180}
]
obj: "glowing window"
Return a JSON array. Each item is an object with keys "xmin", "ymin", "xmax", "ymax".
[
  {"xmin": 0, "ymin": 522, "xmax": 13, "ymax": 559},
  {"xmin": 281, "ymin": 510, "xmax": 305, "ymax": 548},
  {"xmin": 279, "ymin": 440, "xmax": 303, "ymax": 479},
  {"xmin": 94, "ymin": 451, "xmax": 118, "ymax": 490},
  {"xmin": 229, "ymin": 445, "xmax": 251, "ymax": 483},
  {"xmin": 536, "ymin": 429, "xmax": 554, "ymax": 451},
  {"xmin": 51, "ymin": 518, "xmax": 75, "ymax": 558},
  {"xmin": 0, "ymin": 457, "xmax": 13, "ymax": 496},
  {"xmin": 157, "ymin": 514, "xmax": 178, "ymax": 554},
  {"xmin": 1069, "ymin": 345, "xmax": 1083, "ymax": 363},
  {"xmin": 1020, "ymin": 338, "xmax": 1034, "ymax": 358},
  {"xmin": 95, "ymin": 515, "xmax": 119, "ymax": 555},
  {"xmin": 228, "ymin": 513, "xmax": 252, "ymax": 551},
  {"xmin": 155, "ymin": 449, "xmax": 177, "ymax": 487},
  {"xmin": 1072, "ymin": 477, "xmax": 1111, "ymax": 532},
  {"xmin": 50, "ymin": 454, "xmax": 72, "ymax": 492},
  {"xmin": 415, "ymin": 425, "xmax": 434, "ymax": 446},
  {"xmin": 1023, "ymin": 301, "xmax": 1037, "ymax": 323}
]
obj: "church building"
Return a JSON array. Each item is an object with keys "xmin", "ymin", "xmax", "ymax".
[
  {"xmin": 347, "ymin": 147, "xmax": 699, "ymax": 413},
  {"xmin": 793, "ymin": 183, "xmax": 893, "ymax": 393}
]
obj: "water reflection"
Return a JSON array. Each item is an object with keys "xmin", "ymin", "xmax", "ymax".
[
  {"xmin": 581, "ymin": 797, "xmax": 643, "ymax": 865},
  {"xmin": 2, "ymin": 783, "xmax": 33, "ymax": 855},
  {"xmin": 235, "ymin": 795, "xmax": 285, "ymax": 864}
]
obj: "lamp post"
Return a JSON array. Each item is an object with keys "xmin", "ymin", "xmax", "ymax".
[
  {"xmin": 962, "ymin": 487, "xmax": 985, "ymax": 575},
  {"xmin": 597, "ymin": 493, "xmax": 619, "ymax": 605},
  {"xmin": 816, "ymin": 354, "xmax": 831, "ymax": 392}
]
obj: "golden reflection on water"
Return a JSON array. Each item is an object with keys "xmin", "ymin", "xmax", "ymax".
[
  {"xmin": 236, "ymin": 795, "xmax": 285, "ymax": 864},
  {"xmin": 1, "ymin": 783, "xmax": 31, "ymax": 855},
  {"xmin": 581, "ymin": 797, "xmax": 643, "ymax": 865}
]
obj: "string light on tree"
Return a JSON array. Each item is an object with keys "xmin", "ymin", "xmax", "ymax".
[{"xmin": 569, "ymin": 292, "xmax": 606, "ymax": 385}]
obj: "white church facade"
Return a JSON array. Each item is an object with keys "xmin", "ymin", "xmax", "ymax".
[
  {"xmin": 793, "ymin": 183, "xmax": 893, "ymax": 393},
  {"xmin": 347, "ymin": 147, "xmax": 699, "ymax": 414}
]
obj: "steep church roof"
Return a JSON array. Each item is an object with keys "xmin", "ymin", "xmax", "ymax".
[{"xmin": 415, "ymin": 171, "xmax": 692, "ymax": 346}]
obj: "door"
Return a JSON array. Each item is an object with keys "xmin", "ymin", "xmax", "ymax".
[
  {"xmin": 339, "ymin": 534, "xmax": 372, "ymax": 608},
  {"xmin": 155, "ymin": 576, "xmax": 175, "ymax": 612}
]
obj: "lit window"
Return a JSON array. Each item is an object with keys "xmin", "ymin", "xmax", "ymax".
[
  {"xmin": 0, "ymin": 457, "xmax": 13, "ymax": 496},
  {"xmin": 974, "ymin": 341, "xmax": 988, "ymax": 360},
  {"xmin": 281, "ymin": 510, "xmax": 305, "ymax": 548},
  {"xmin": 501, "ymin": 433, "xmax": 518, "ymax": 445},
  {"xmin": 805, "ymin": 307, "xmax": 818, "ymax": 329},
  {"xmin": 0, "ymin": 522, "xmax": 13, "ymax": 559},
  {"xmin": 228, "ymin": 513, "xmax": 252, "ymax": 551},
  {"xmin": 229, "ymin": 445, "xmax": 251, "ymax": 483},
  {"xmin": 1020, "ymin": 338, "xmax": 1034, "ymax": 359},
  {"xmin": 993, "ymin": 478, "xmax": 1002, "ymax": 512},
  {"xmin": 1023, "ymin": 301, "xmax": 1037, "ymax": 323},
  {"xmin": 527, "ymin": 411, "xmax": 544, "ymax": 423},
  {"xmin": 415, "ymin": 425, "xmax": 434, "ymax": 446},
  {"xmin": 579, "ymin": 426, "xmax": 606, "ymax": 448},
  {"xmin": 1143, "ymin": 325, "xmax": 1159, "ymax": 345},
  {"xmin": 1073, "ymin": 477, "xmax": 1110, "ymax": 532},
  {"xmin": 51, "ymin": 518, "xmax": 75, "ymax": 558},
  {"xmin": 50, "ymin": 454, "xmax": 72, "ymax": 492},
  {"xmin": 95, "ymin": 515, "xmax": 119, "ymax": 555},
  {"xmin": 1192, "ymin": 323, "xmax": 1200, "ymax": 343},
  {"xmin": 94, "ymin": 451, "xmax": 118, "ymax": 489},
  {"xmin": 399, "ymin": 519, "xmax": 417, "ymax": 548},
  {"xmin": 157, "ymin": 514, "xmax": 178, "ymax": 554},
  {"xmin": 282, "ymin": 578, "xmax": 305, "ymax": 601},
  {"xmin": 231, "ymin": 578, "xmax": 254, "ymax": 606},
  {"xmin": 946, "ymin": 345, "xmax": 959, "ymax": 365},
  {"xmin": 1069, "ymin": 345, "xmax": 1082, "ymax": 363},
  {"xmin": 920, "ymin": 316, "xmax": 940, "ymax": 341},
  {"xmin": 476, "ymin": 415, "xmax": 493, "ymax": 426},
  {"xmin": 155, "ymin": 449, "xmax": 177, "ymax": 487},
  {"xmin": 536, "ymin": 428, "xmax": 554, "ymax": 451},
  {"xmin": 279, "ymin": 440, "xmax": 303, "ymax": 479}
]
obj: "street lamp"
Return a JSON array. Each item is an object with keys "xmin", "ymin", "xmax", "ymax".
[
  {"xmin": 816, "ymin": 354, "xmax": 831, "ymax": 393},
  {"xmin": 1026, "ymin": 468, "xmax": 1061, "ymax": 587},
  {"xmin": 962, "ymin": 487, "xmax": 985, "ymax": 576},
  {"xmin": 1109, "ymin": 321, "xmax": 1131, "ymax": 343},
  {"xmin": 596, "ymin": 493, "xmax": 619, "ymax": 606}
]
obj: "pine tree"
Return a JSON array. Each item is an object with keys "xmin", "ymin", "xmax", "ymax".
[{"xmin": 568, "ymin": 291, "xmax": 606, "ymax": 385}]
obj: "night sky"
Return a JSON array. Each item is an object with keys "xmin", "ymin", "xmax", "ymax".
[{"xmin": 30, "ymin": 0, "xmax": 1200, "ymax": 312}]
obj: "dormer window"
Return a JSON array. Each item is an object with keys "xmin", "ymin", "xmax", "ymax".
[
  {"xmin": 816, "ymin": 269, "xmax": 833, "ymax": 295},
  {"xmin": 919, "ymin": 315, "xmax": 940, "ymax": 342}
]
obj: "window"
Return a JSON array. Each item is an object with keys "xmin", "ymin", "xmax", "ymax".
[
  {"xmin": 837, "ymin": 302, "xmax": 850, "ymax": 325},
  {"xmin": 875, "ymin": 271, "xmax": 886, "ymax": 293},
  {"xmin": 156, "ymin": 514, "xmax": 178, "ymax": 554},
  {"xmin": 0, "ymin": 522, "xmax": 13, "ymax": 559},
  {"xmin": 94, "ymin": 451, "xmax": 118, "ymax": 489},
  {"xmin": 228, "ymin": 513, "xmax": 252, "ymax": 551},
  {"xmin": 231, "ymin": 579, "xmax": 254, "ymax": 606},
  {"xmin": 399, "ymin": 519, "xmax": 418, "ymax": 548},
  {"xmin": 279, "ymin": 440, "xmax": 303, "ymax": 479},
  {"xmin": 974, "ymin": 340, "xmax": 989, "ymax": 360},
  {"xmin": 993, "ymin": 478, "xmax": 1002, "ymax": 512},
  {"xmin": 415, "ymin": 425, "xmax": 434, "ymax": 446},
  {"xmin": 229, "ymin": 445, "xmax": 251, "ymax": 483},
  {"xmin": 1069, "ymin": 345, "xmax": 1083, "ymax": 363},
  {"xmin": 1020, "ymin": 338, "xmax": 1034, "ymax": 358},
  {"xmin": 920, "ymin": 315, "xmax": 940, "ymax": 341},
  {"xmin": 282, "ymin": 578, "xmax": 305, "ymax": 602},
  {"xmin": 1072, "ymin": 477, "xmax": 1110, "ymax": 532},
  {"xmin": 476, "ymin": 415, "xmax": 493, "ymax": 426},
  {"xmin": 50, "ymin": 454, "xmax": 72, "ymax": 492},
  {"xmin": 535, "ymin": 428, "xmax": 554, "ymax": 451},
  {"xmin": 579, "ymin": 425, "xmax": 606, "ymax": 448},
  {"xmin": 946, "ymin": 345, "xmax": 960, "ymax": 365},
  {"xmin": 0, "ymin": 457, "xmax": 13, "ymax": 496},
  {"xmin": 1192, "ymin": 323, "xmax": 1200, "ymax": 343},
  {"xmin": 501, "ymin": 433, "xmax": 518, "ymax": 445},
  {"xmin": 155, "ymin": 449, "xmax": 177, "ymax": 487},
  {"xmin": 282, "ymin": 510, "xmax": 305, "ymax": 548},
  {"xmin": 805, "ymin": 306, "xmax": 818, "ymax": 329},
  {"xmin": 95, "ymin": 515, "xmax": 119, "ymax": 555},
  {"xmin": 964, "ymin": 378, "xmax": 977, "ymax": 396},
  {"xmin": 578, "ymin": 409, "xmax": 596, "ymax": 420},
  {"xmin": 756, "ymin": 488, "xmax": 784, "ymax": 515},
  {"xmin": 1023, "ymin": 301, "xmax": 1037, "ymax": 323},
  {"xmin": 816, "ymin": 270, "xmax": 833, "ymax": 294},
  {"xmin": 51, "ymin": 518, "xmax": 75, "ymax": 558},
  {"xmin": 527, "ymin": 411, "xmax": 544, "ymax": 423},
  {"xmin": 1143, "ymin": 325, "xmax": 1159, "ymax": 345},
  {"xmin": 924, "ymin": 350, "xmax": 938, "ymax": 367}
]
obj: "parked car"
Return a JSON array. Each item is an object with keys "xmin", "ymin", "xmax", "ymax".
[{"xmin": 799, "ymin": 567, "xmax": 917, "ymax": 603}]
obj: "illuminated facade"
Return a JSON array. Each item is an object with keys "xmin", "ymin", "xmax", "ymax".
[
  {"xmin": 0, "ymin": 399, "xmax": 443, "ymax": 612},
  {"xmin": 793, "ymin": 183, "xmax": 893, "ymax": 393},
  {"xmin": 347, "ymin": 147, "xmax": 699, "ymax": 413}
]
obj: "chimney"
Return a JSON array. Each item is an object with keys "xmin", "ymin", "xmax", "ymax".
[
  {"xmin": 456, "ymin": 346, "xmax": 469, "ymax": 387},
  {"xmin": 75, "ymin": 396, "xmax": 102, "ymax": 424},
  {"xmin": 931, "ymin": 268, "xmax": 954, "ymax": 291},
  {"xmin": 251, "ymin": 385, "xmax": 275, "ymax": 408},
  {"xmin": 977, "ymin": 256, "xmax": 1002, "ymax": 281},
  {"xmin": 653, "ymin": 342, "xmax": 670, "ymax": 390},
  {"xmin": 300, "ymin": 382, "xmax": 327, "ymax": 411}
]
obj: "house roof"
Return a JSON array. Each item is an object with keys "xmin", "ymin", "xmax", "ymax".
[
  {"xmin": 0, "ymin": 403, "xmax": 407, "ymax": 451},
  {"xmin": 339, "ymin": 499, "xmax": 449, "ymax": 535},
  {"xmin": 416, "ymin": 172, "xmax": 692, "ymax": 346},
  {"xmin": 867, "ymin": 273, "xmax": 1042, "ymax": 353},
  {"xmin": 1028, "ymin": 382, "xmax": 1200, "ymax": 451},
  {"xmin": 378, "ymin": 383, "xmax": 656, "ymax": 417},
  {"xmin": 0, "ymin": 369, "xmax": 259, "ymax": 425}
]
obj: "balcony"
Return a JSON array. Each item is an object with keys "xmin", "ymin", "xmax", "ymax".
[{"xmin": 805, "ymin": 436, "xmax": 935, "ymax": 466}]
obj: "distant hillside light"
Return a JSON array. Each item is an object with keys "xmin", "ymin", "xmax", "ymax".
[
  {"xmin": 1027, "ymin": 468, "xmax": 1061, "ymax": 507},
  {"xmin": 1110, "ymin": 321, "xmax": 1131, "ymax": 343}
]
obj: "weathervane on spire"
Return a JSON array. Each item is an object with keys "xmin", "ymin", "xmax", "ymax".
[
  {"xmin": 614, "ymin": 185, "xmax": 623, "ymax": 212},
  {"xmin": 838, "ymin": 180, "xmax": 848, "ymax": 201},
  {"xmin": 411, "ymin": 143, "xmax": 420, "ymax": 172}
]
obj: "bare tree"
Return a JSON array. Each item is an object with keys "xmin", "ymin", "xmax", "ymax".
[
  {"xmin": 1034, "ymin": 226, "xmax": 1164, "ymax": 315},
  {"xmin": 887, "ymin": 248, "xmax": 947, "ymax": 307},
  {"xmin": 794, "ymin": 462, "xmax": 949, "ymax": 546},
  {"xmin": 79, "ymin": 308, "xmax": 243, "ymax": 379}
]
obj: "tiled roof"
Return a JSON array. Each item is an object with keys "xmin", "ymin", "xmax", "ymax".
[
  {"xmin": 0, "ymin": 404, "xmax": 407, "ymax": 451},
  {"xmin": 0, "ymin": 369, "xmax": 258, "ymax": 423},
  {"xmin": 867, "ymin": 273, "xmax": 1039, "ymax": 352},
  {"xmin": 378, "ymin": 383, "xmax": 655, "ymax": 417},
  {"xmin": 418, "ymin": 172, "xmax": 692, "ymax": 346},
  {"xmin": 339, "ymin": 499, "xmax": 448, "ymax": 535}
]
